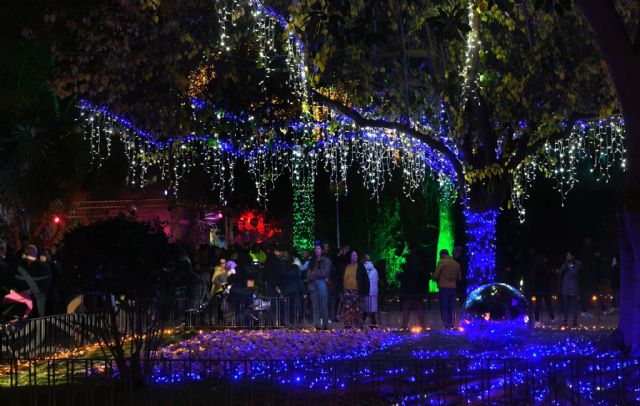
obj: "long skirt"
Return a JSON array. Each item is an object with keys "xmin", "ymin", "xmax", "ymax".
[{"xmin": 343, "ymin": 290, "xmax": 362, "ymax": 327}]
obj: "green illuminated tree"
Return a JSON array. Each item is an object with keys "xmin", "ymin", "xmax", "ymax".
[{"xmin": 367, "ymin": 197, "xmax": 409, "ymax": 288}]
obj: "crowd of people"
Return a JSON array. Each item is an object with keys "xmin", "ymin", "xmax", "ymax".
[{"xmin": 0, "ymin": 234, "xmax": 620, "ymax": 330}]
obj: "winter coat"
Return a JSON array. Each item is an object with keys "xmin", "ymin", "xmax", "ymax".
[
  {"xmin": 363, "ymin": 261, "xmax": 378, "ymax": 313},
  {"xmin": 433, "ymin": 256, "xmax": 461, "ymax": 289},
  {"xmin": 356, "ymin": 263, "xmax": 370, "ymax": 296},
  {"xmin": 560, "ymin": 261, "xmax": 580, "ymax": 296},
  {"xmin": 263, "ymin": 254, "xmax": 286, "ymax": 289},
  {"xmin": 280, "ymin": 267, "xmax": 305, "ymax": 298},
  {"xmin": 309, "ymin": 257, "xmax": 332, "ymax": 281},
  {"xmin": 399, "ymin": 252, "xmax": 428, "ymax": 297}
]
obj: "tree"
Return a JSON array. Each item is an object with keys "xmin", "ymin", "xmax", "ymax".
[
  {"xmin": 61, "ymin": 216, "xmax": 170, "ymax": 385},
  {"xmin": 289, "ymin": 0, "xmax": 626, "ymax": 292},
  {"xmin": 46, "ymin": 0, "xmax": 629, "ymax": 299},
  {"xmin": 573, "ymin": 0, "xmax": 640, "ymax": 354}
]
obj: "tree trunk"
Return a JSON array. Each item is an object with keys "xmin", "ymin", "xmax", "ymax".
[
  {"xmin": 578, "ymin": 0, "xmax": 640, "ymax": 353},
  {"xmin": 463, "ymin": 208, "xmax": 498, "ymax": 294}
]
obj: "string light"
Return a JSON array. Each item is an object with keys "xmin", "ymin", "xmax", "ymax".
[
  {"xmin": 511, "ymin": 117, "xmax": 626, "ymax": 222},
  {"xmin": 464, "ymin": 209, "xmax": 498, "ymax": 293}
]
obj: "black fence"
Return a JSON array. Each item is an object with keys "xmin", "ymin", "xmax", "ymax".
[
  {"xmin": 1, "ymin": 294, "xmax": 619, "ymax": 362},
  {"xmin": 2, "ymin": 356, "xmax": 638, "ymax": 405}
]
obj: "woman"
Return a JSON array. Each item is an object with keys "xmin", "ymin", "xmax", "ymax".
[
  {"xmin": 342, "ymin": 250, "xmax": 364, "ymax": 327},
  {"xmin": 360, "ymin": 254, "xmax": 378, "ymax": 327},
  {"xmin": 308, "ymin": 243, "xmax": 332, "ymax": 330}
]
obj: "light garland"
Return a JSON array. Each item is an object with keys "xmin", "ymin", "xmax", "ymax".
[
  {"xmin": 511, "ymin": 117, "xmax": 626, "ymax": 222},
  {"xmin": 464, "ymin": 208, "xmax": 498, "ymax": 293}
]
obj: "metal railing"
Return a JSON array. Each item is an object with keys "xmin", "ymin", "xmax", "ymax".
[
  {"xmin": 1, "ymin": 294, "xmax": 620, "ymax": 362},
  {"xmin": 2, "ymin": 356, "xmax": 638, "ymax": 405}
]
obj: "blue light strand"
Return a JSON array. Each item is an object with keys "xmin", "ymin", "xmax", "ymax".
[
  {"xmin": 464, "ymin": 209, "xmax": 498, "ymax": 294},
  {"xmin": 140, "ymin": 329, "xmax": 639, "ymax": 404}
]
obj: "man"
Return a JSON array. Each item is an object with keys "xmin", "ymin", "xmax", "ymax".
[
  {"xmin": 453, "ymin": 246, "xmax": 468, "ymax": 306},
  {"xmin": 14, "ymin": 245, "xmax": 51, "ymax": 317},
  {"xmin": 399, "ymin": 244, "xmax": 428, "ymax": 330},
  {"xmin": 263, "ymin": 245, "xmax": 287, "ymax": 325},
  {"xmin": 560, "ymin": 251, "xmax": 580, "ymax": 327},
  {"xmin": 433, "ymin": 249, "xmax": 461, "ymax": 329}
]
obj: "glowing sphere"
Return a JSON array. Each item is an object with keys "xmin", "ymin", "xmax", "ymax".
[{"xmin": 461, "ymin": 283, "xmax": 533, "ymax": 347}]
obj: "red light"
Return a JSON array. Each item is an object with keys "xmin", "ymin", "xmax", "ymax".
[{"xmin": 53, "ymin": 216, "xmax": 61, "ymax": 224}]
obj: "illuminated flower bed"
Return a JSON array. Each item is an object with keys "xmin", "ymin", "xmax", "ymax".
[
  {"xmin": 156, "ymin": 329, "xmax": 401, "ymax": 361},
  {"xmin": 147, "ymin": 329, "xmax": 639, "ymax": 404}
]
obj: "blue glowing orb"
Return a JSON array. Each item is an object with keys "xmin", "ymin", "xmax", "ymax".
[{"xmin": 461, "ymin": 283, "xmax": 533, "ymax": 347}]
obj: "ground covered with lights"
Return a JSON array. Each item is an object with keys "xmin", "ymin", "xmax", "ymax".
[{"xmin": 4, "ymin": 328, "xmax": 638, "ymax": 404}]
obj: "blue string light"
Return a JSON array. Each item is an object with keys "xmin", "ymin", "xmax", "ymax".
[{"xmin": 464, "ymin": 209, "xmax": 498, "ymax": 294}]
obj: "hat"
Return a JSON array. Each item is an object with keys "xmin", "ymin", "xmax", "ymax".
[
  {"xmin": 225, "ymin": 260, "xmax": 237, "ymax": 270},
  {"xmin": 23, "ymin": 245, "xmax": 38, "ymax": 261}
]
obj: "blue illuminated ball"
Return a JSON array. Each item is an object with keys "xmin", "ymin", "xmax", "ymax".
[{"xmin": 461, "ymin": 283, "xmax": 533, "ymax": 347}]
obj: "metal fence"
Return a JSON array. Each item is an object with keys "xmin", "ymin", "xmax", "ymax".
[
  {"xmin": 2, "ymin": 356, "xmax": 638, "ymax": 405},
  {"xmin": 1, "ymin": 294, "xmax": 620, "ymax": 362}
]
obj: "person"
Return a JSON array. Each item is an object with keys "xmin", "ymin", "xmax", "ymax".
[
  {"xmin": 308, "ymin": 243, "xmax": 332, "ymax": 330},
  {"xmin": 280, "ymin": 260, "xmax": 305, "ymax": 325},
  {"xmin": 453, "ymin": 246, "xmax": 468, "ymax": 307},
  {"xmin": 531, "ymin": 253, "xmax": 555, "ymax": 325},
  {"xmin": 342, "ymin": 250, "xmax": 363, "ymax": 327},
  {"xmin": 264, "ymin": 245, "xmax": 287, "ymax": 326},
  {"xmin": 14, "ymin": 245, "xmax": 52, "ymax": 317},
  {"xmin": 212, "ymin": 260, "xmax": 235, "ymax": 324},
  {"xmin": 433, "ymin": 249, "xmax": 461, "ymax": 329},
  {"xmin": 331, "ymin": 244, "xmax": 350, "ymax": 322},
  {"xmin": 560, "ymin": 251, "xmax": 580, "ymax": 327},
  {"xmin": 360, "ymin": 254, "xmax": 378, "ymax": 327},
  {"xmin": 399, "ymin": 244, "xmax": 428, "ymax": 330},
  {"xmin": 228, "ymin": 270, "xmax": 254, "ymax": 327}
]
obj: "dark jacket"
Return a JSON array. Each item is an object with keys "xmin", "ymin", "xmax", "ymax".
[
  {"xmin": 309, "ymin": 256, "xmax": 332, "ymax": 281},
  {"xmin": 399, "ymin": 252, "xmax": 428, "ymax": 297},
  {"xmin": 560, "ymin": 261, "xmax": 580, "ymax": 296},
  {"xmin": 356, "ymin": 263, "xmax": 370, "ymax": 296},
  {"xmin": 280, "ymin": 267, "xmax": 305, "ymax": 298},
  {"xmin": 264, "ymin": 253, "xmax": 286, "ymax": 289}
]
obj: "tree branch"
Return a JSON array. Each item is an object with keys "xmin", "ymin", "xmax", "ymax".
[
  {"xmin": 312, "ymin": 90, "xmax": 465, "ymax": 184},
  {"xmin": 506, "ymin": 112, "xmax": 592, "ymax": 171}
]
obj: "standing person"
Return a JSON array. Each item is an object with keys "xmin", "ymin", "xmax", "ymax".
[
  {"xmin": 433, "ymin": 249, "xmax": 461, "ymax": 329},
  {"xmin": 281, "ymin": 260, "xmax": 305, "ymax": 325},
  {"xmin": 14, "ymin": 245, "xmax": 51, "ymax": 317},
  {"xmin": 308, "ymin": 243, "xmax": 332, "ymax": 330},
  {"xmin": 453, "ymin": 246, "xmax": 468, "ymax": 306},
  {"xmin": 342, "ymin": 250, "xmax": 363, "ymax": 327},
  {"xmin": 331, "ymin": 244, "xmax": 350, "ymax": 322},
  {"xmin": 263, "ymin": 245, "xmax": 286, "ymax": 326},
  {"xmin": 361, "ymin": 254, "xmax": 378, "ymax": 327},
  {"xmin": 399, "ymin": 244, "xmax": 428, "ymax": 331},
  {"xmin": 560, "ymin": 251, "xmax": 580, "ymax": 327},
  {"xmin": 531, "ymin": 253, "xmax": 555, "ymax": 325}
]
